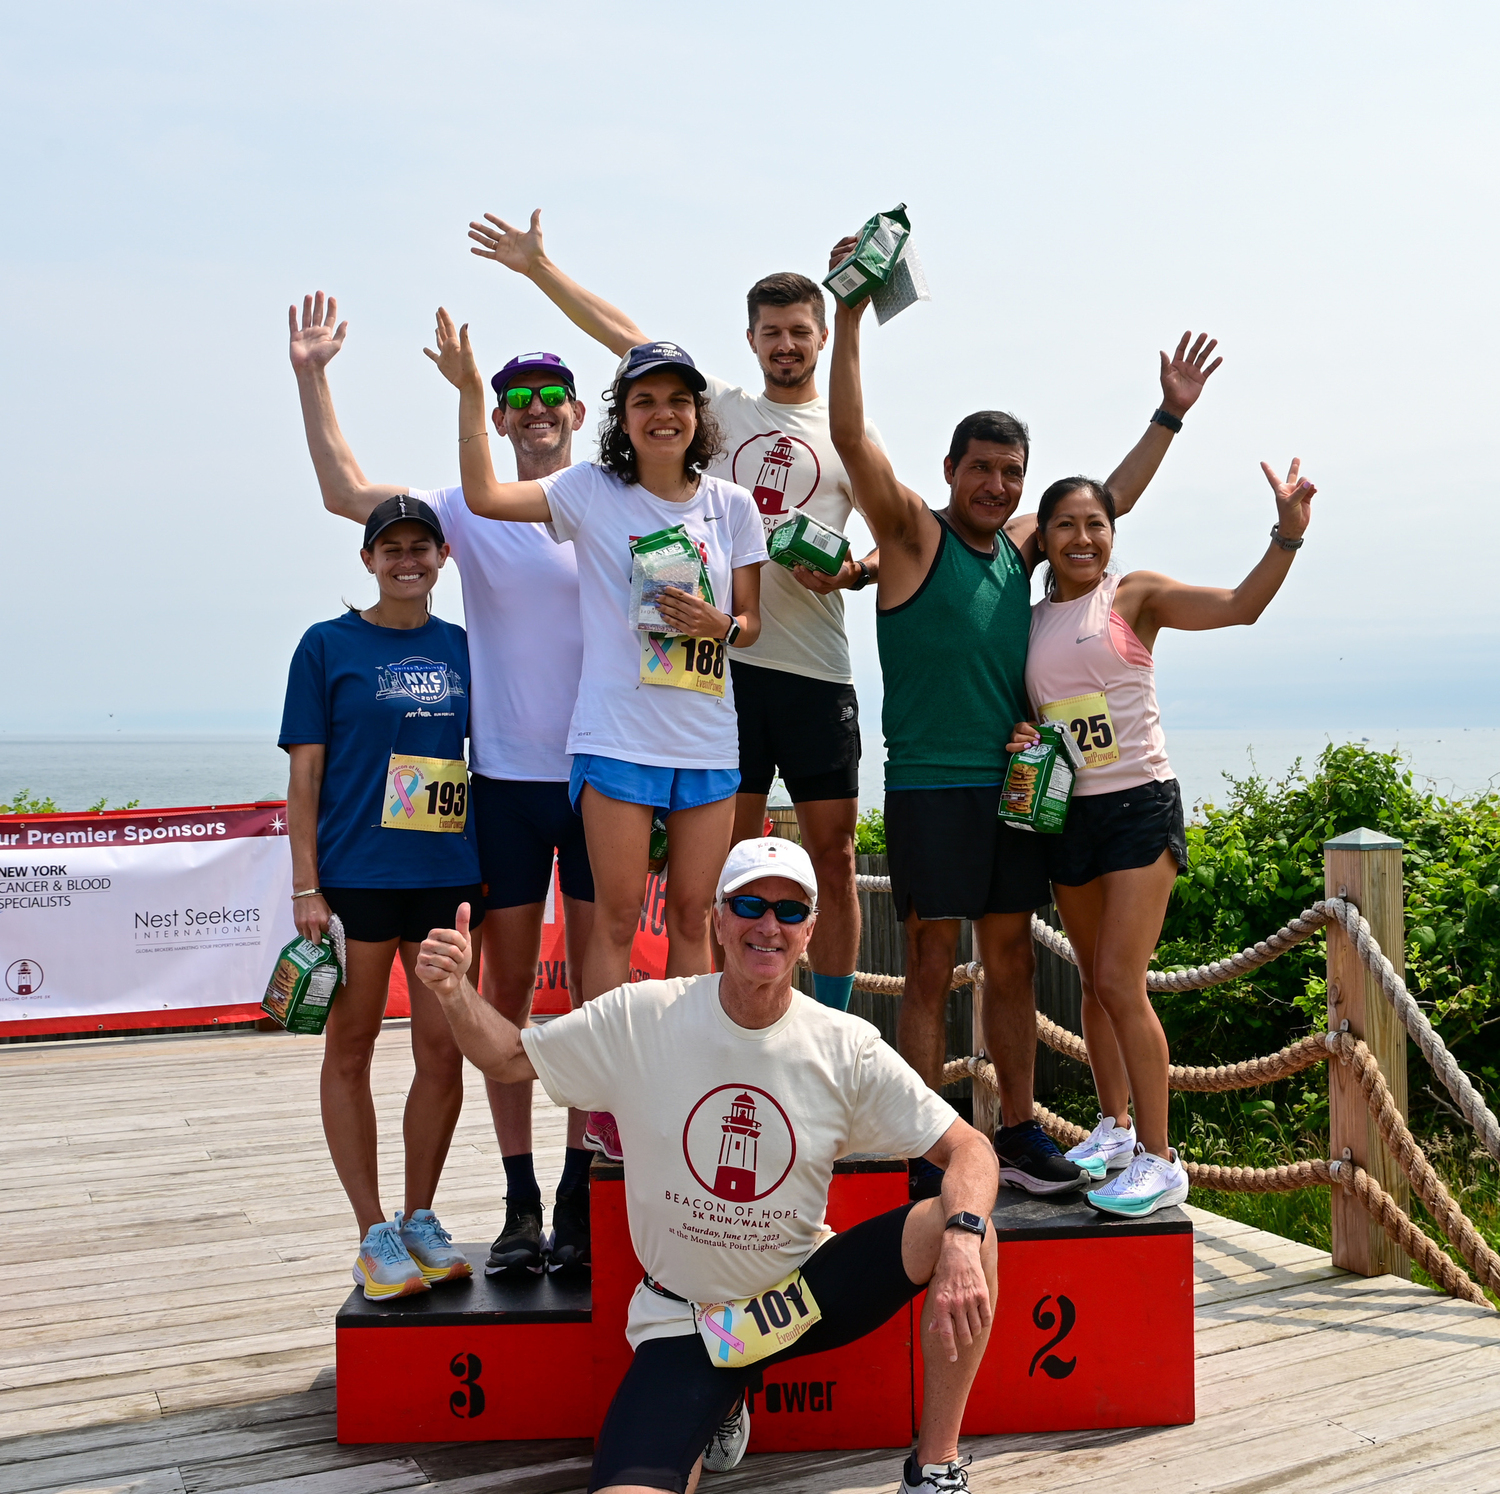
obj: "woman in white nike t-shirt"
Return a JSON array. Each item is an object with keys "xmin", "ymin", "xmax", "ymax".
[{"xmin": 428, "ymin": 312, "xmax": 767, "ymax": 1156}]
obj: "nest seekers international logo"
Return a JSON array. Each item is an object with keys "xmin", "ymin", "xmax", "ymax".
[
  {"xmin": 682, "ymin": 1084, "xmax": 797, "ymax": 1203},
  {"xmin": 730, "ymin": 432, "xmax": 822, "ymax": 521},
  {"xmin": 374, "ymin": 658, "xmax": 465, "ymax": 706}
]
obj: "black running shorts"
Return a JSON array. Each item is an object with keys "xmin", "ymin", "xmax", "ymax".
[
  {"xmin": 885, "ymin": 784, "xmax": 1050, "ymax": 920},
  {"xmin": 320, "ymin": 884, "xmax": 487, "ymax": 945},
  {"xmin": 589, "ymin": 1203, "xmax": 919, "ymax": 1494},
  {"xmin": 730, "ymin": 660, "xmax": 861, "ymax": 802},
  {"xmin": 470, "ymin": 775, "xmax": 594, "ymax": 909},
  {"xmin": 1047, "ymin": 778, "xmax": 1188, "ymax": 887}
]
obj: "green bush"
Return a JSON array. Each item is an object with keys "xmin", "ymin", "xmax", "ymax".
[{"xmin": 856, "ymin": 807, "xmax": 887, "ymax": 856}]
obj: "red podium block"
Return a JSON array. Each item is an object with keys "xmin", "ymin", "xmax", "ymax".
[
  {"xmin": 589, "ymin": 1154, "xmax": 914, "ymax": 1452},
  {"xmin": 336, "ymin": 1247, "xmax": 592, "ymax": 1443},
  {"xmin": 914, "ymin": 1188, "xmax": 1195, "ymax": 1434}
]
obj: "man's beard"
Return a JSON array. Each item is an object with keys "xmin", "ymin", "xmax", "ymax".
[{"xmin": 763, "ymin": 357, "xmax": 814, "ymax": 390}]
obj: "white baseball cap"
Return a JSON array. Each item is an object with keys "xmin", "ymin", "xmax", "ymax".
[{"xmin": 716, "ymin": 837, "xmax": 818, "ymax": 907}]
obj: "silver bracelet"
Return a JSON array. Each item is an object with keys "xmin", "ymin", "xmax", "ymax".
[{"xmin": 291, "ymin": 888, "xmax": 322, "ymax": 900}]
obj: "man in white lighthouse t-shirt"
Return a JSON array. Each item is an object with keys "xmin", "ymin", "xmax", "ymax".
[
  {"xmin": 469, "ymin": 210, "xmax": 882, "ymax": 1023},
  {"xmin": 416, "ymin": 837, "xmax": 999, "ymax": 1494}
]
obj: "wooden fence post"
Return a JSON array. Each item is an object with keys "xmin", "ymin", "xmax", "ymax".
[{"xmin": 1324, "ymin": 827, "xmax": 1409, "ymax": 1279}]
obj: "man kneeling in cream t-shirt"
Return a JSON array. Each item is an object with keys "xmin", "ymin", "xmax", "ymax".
[{"xmin": 417, "ymin": 838, "xmax": 999, "ymax": 1494}]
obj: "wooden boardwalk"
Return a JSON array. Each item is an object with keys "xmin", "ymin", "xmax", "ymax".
[{"xmin": 3, "ymin": 1026, "xmax": 1499, "ymax": 1492}]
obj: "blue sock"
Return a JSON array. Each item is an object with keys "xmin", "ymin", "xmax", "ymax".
[
  {"xmin": 558, "ymin": 1146, "xmax": 593, "ymax": 1199},
  {"xmin": 502, "ymin": 1152, "xmax": 541, "ymax": 1205},
  {"xmin": 810, "ymin": 972, "xmax": 855, "ymax": 1011}
]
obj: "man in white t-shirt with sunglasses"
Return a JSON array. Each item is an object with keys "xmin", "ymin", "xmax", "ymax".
[
  {"xmin": 468, "ymin": 210, "xmax": 881, "ymax": 1025},
  {"xmin": 417, "ymin": 837, "xmax": 999, "ymax": 1494}
]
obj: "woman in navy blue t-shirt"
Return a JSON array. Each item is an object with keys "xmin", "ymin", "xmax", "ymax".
[{"xmin": 280, "ymin": 496, "xmax": 484, "ymax": 1301}]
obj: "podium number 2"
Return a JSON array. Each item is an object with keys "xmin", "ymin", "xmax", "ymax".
[
  {"xmin": 1028, "ymin": 1294, "xmax": 1077, "ymax": 1379},
  {"xmin": 450, "ymin": 1352, "xmax": 486, "ymax": 1418}
]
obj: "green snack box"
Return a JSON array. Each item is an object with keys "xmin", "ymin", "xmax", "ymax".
[
  {"xmin": 262, "ymin": 927, "xmax": 344, "ymax": 1035},
  {"xmin": 767, "ymin": 512, "xmax": 851, "ymax": 576},
  {"xmin": 647, "ymin": 813, "xmax": 669, "ymax": 875},
  {"xmin": 997, "ymin": 721, "xmax": 1086, "ymax": 834},
  {"xmin": 823, "ymin": 203, "xmax": 912, "ymax": 308}
]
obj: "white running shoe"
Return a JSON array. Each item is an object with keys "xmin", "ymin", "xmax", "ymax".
[
  {"xmin": 702, "ymin": 1398, "xmax": 750, "ymax": 1472},
  {"xmin": 396, "ymin": 1208, "xmax": 473, "ymax": 1284},
  {"xmin": 1066, "ymin": 1114, "xmax": 1137, "ymax": 1180},
  {"xmin": 1086, "ymin": 1145, "xmax": 1190, "ymax": 1218},
  {"xmin": 900, "ymin": 1453, "xmax": 972, "ymax": 1494},
  {"xmin": 352, "ymin": 1221, "xmax": 429, "ymax": 1301}
]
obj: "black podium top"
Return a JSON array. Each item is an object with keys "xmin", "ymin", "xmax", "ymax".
[
  {"xmin": 991, "ymin": 1185, "xmax": 1191, "ymax": 1241},
  {"xmin": 337, "ymin": 1246, "xmax": 591, "ymax": 1328}
]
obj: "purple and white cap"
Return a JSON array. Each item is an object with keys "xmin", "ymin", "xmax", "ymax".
[{"xmin": 490, "ymin": 351, "xmax": 576, "ymax": 400}]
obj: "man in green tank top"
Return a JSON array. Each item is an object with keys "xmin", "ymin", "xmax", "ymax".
[{"xmin": 826, "ymin": 232, "xmax": 1222, "ymax": 1197}]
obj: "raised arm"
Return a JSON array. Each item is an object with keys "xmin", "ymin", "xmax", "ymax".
[
  {"xmin": 423, "ymin": 309, "xmax": 552, "ymax": 523},
  {"xmin": 416, "ymin": 905, "xmax": 538, "ymax": 1084},
  {"xmin": 468, "ymin": 209, "xmax": 649, "ymax": 358},
  {"xmin": 289, "ymin": 293, "xmax": 406, "ymax": 522},
  {"xmin": 1118, "ymin": 458, "xmax": 1315, "ymax": 647}
]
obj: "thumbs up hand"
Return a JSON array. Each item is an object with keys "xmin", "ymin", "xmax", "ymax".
[{"xmin": 416, "ymin": 902, "xmax": 473, "ymax": 1003}]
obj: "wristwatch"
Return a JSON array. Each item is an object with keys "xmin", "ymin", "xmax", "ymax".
[
  {"xmin": 722, "ymin": 618, "xmax": 742, "ymax": 647},
  {"xmin": 945, "ymin": 1211, "xmax": 988, "ymax": 1240},
  {"xmin": 1270, "ymin": 524, "xmax": 1304, "ymax": 551},
  {"xmin": 849, "ymin": 559, "xmax": 872, "ymax": 591},
  {"xmin": 1151, "ymin": 407, "xmax": 1185, "ymax": 434}
]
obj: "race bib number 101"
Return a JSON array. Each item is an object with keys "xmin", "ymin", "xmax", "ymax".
[
  {"xmin": 640, "ymin": 634, "xmax": 726, "ymax": 697},
  {"xmin": 383, "ymin": 755, "xmax": 469, "ymax": 832},
  {"xmin": 694, "ymin": 1268, "xmax": 822, "ymax": 1368},
  {"xmin": 1040, "ymin": 692, "xmax": 1119, "ymax": 770}
]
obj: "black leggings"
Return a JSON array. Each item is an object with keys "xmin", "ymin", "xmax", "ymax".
[{"xmin": 589, "ymin": 1203, "xmax": 918, "ymax": 1493}]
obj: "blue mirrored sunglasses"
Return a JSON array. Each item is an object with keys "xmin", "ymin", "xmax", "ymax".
[{"xmin": 723, "ymin": 894, "xmax": 813, "ymax": 924}]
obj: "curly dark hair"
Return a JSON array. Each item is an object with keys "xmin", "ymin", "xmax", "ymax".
[{"xmin": 596, "ymin": 371, "xmax": 725, "ymax": 484}]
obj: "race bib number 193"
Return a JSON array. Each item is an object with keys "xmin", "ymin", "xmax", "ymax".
[
  {"xmin": 1040, "ymin": 692, "xmax": 1119, "ymax": 770},
  {"xmin": 694, "ymin": 1268, "xmax": 822, "ymax": 1368},
  {"xmin": 640, "ymin": 634, "xmax": 726, "ymax": 697},
  {"xmin": 383, "ymin": 755, "xmax": 469, "ymax": 832}
]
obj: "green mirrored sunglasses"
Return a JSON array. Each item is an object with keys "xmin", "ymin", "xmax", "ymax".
[{"xmin": 504, "ymin": 385, "xmax": 571, "ymax": 410}]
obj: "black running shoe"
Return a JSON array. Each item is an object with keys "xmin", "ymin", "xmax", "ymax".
[
  {"xmin": 549, "ymin": 1186, "xmax": 591, "ymax": 1271},
  {"xmin": 994, "ymin": 1120, "xmax": 1090, "ymax": 1195},
  {"xmin": 485, "ymin": 1198, "xmax": 544, "ymax": 1274}
]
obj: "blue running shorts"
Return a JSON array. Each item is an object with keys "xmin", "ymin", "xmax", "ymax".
[{"xmin": 568, "ymin": 754, "xmax": 739, "ymax": 816}]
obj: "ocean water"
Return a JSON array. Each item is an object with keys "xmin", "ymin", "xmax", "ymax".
[{"xmin": 3, "ymin": 728, "xmax": 1497, "ymax": 818}]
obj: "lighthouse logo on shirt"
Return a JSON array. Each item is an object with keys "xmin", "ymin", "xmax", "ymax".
[
  {"xmin": 682, "ymin": 1084, "xmax": 797, "ymax": 1203},
  {"xmin": 730, "ymin": 432, "xmax": 822, "ymax": 524}
]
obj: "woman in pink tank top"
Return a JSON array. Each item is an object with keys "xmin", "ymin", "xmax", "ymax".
[{"xmin": 1006, "ymin": 461, "xmax": 1316, "ymax": 1218}]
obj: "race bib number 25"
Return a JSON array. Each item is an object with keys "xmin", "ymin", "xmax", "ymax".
[
  {"xmin": 640, "ymin": 635, "xmax": 726, "ymax": 697},
  {"xmin": 1040, "ymin": 692, "xmax": 1119, "ymax": 770}
]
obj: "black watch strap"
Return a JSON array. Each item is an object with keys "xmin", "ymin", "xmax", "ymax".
[
  {"xmin": 1151, "ymin": 407, "xmax": 1184, "ymax": 434},
  {"xmin": 945, "ymin": 1210, "xmax": 987, "ymax": 1239},
  {"xmin": 850, "ymin": 559, "xmax": 871, "ymax": 591}
]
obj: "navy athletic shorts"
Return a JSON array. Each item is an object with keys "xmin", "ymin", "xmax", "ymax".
[{"xmin": 471, "ymin": 774, "xmax": 594, "ymax": 909}]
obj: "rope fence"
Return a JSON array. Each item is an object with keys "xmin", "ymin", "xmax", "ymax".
[{"xmin": 854, "ymin": 871, "xmax": 1499, "ymax": 1309}]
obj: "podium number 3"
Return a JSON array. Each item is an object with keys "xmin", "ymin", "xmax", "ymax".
[
  {"xmin": 450, "ymin": 1352, "xmax": 486, "ymax": 1418},
  {"xmin": 1029, "ymin": 1294, "xmax": 1077, "ymax": 1379}
]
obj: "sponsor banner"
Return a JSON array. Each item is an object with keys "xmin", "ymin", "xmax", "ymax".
[{"xmin": 0, "ymin": 803, "xmax": 295, "ymax": 1032}]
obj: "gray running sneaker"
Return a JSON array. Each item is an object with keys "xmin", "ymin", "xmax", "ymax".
[
  {"xmin": 900, "ymin": 1453, "xmax": 972, "ymax": 1494},
  {"xmin": 702, "ymin": 1399, "xmax": 750, "ymax": 1472}
]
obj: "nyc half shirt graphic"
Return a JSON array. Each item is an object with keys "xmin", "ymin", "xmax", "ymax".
[
  {"xmin": 703, "ymin": 376, "xmax": 885, "ymax": 685},
  {"xmin": 521, "ymin": 973, "xmax": 954, "ymax": 1347},
  {"xmin": 279, "ymin": 611, "xmax": 480, "ymax": 889}
]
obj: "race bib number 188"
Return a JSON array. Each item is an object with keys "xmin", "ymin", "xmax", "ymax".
[{"xmin": 640, "ymin": 634, "xmax": 726, "ymax": 697}]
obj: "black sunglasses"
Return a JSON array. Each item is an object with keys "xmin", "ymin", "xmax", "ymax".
[{"xmin": 722, "ymin": 894, "xmax": 813, "ymax": 924}]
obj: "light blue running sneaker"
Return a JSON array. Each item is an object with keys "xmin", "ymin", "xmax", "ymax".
[
  {"xmin": 353, "ymin": 1220, "xmax": 429, "ymax": 1301},
  {"xmin": 397, "ymin": 1208, "xmax": 473, "ymax": 1285},
  {"xmin": 1066, "ymin": 1114, "xmax": 1137, "ymax": 1180},
  {"xmin": 1086, "ymin": 1145, "xmax": 1190, "ymax": 1218}
]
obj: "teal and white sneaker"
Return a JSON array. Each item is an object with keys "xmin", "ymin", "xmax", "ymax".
[
  {"xmin": 396, "ymin": 1208, "xmax": 473, "ymax": 1285},
  {"xmin": 1066, "ymin": 1114, "xmax": 1137, "ymax": 1180},
  {"xmin": 1086, "ymin": 1145, "xmax": 1190, "ymax": 1218},
  {"xmin": 353, "ymin": 1220, "xmax": 429, "ymax": 1301}
]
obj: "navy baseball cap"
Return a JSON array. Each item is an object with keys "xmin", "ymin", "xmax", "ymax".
[
  {"xmin": 490, "ymin": 351, "xmax": 577, "ymax": 400},
  {"xmin": 616, "ymin": 341, "xmax": 708, "ymax": 393},
  {"xmin": 363, "ymin": 494, "xmax": 445, "ymax": 549}
]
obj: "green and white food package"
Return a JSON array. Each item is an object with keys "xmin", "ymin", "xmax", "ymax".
[
  {"xmin": 997, "ymin": 722, "xmax": 1086, "ymax": 834},
  {"xmin": 823, "ymin": 204, "xmax": 912, "ymax": 307},
  {"xmin": 629, "ymin": 525, "xmax": 712, "ymax": 633},
  {"xmin": 647, "ymin": 813, "xmax": 669, "ymax": 874},
  {"xmin": 871, "ymin": 241, "xmax": 931, "ymax": 325},
  {"xmin": 767, "ymin": 512, "xmax": 851, "ymax": 576},
  {"xmin": 261, "ymin": 914, "xmax": 347, "ymax": 1034}
]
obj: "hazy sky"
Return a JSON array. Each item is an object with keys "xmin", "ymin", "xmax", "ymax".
[{"xmin": 6, "ymin": 2, "xmax": 1497, "ymax": 747}]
